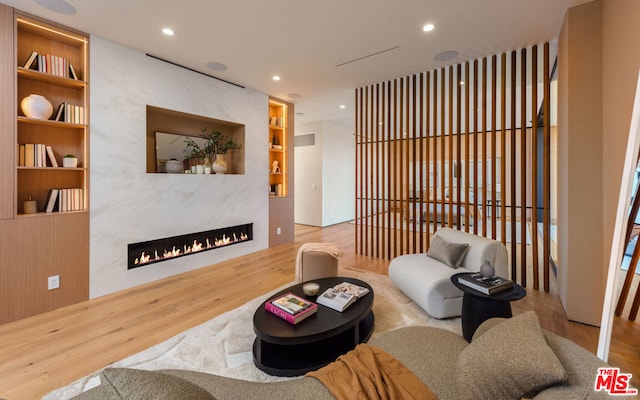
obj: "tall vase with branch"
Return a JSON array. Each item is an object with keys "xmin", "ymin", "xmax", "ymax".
[{"xmin": 184, "ymin": 128, "xmax": 241, "ymax": 174}]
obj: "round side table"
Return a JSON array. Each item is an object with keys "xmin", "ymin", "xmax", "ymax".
[{"xmin": 451, "ymin": 272, "xmax": 526, "ymax": 342}]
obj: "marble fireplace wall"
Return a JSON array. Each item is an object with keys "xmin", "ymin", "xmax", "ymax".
[{"xmin": 90, "ymin": 36, "xmax": 269, "ymax": 298}]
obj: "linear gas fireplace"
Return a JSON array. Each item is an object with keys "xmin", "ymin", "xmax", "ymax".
[{"xmin": 128, "ymin": 223, "xmax": 253, "ymax": 269}]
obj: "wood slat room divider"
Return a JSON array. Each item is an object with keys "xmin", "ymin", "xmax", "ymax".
[{"xmin": 355, "ymin": 43, "xmax": 553, "ymax": 291}]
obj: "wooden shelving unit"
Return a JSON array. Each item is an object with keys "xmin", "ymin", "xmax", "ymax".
[
  {"xmin": 268, "ymin": 97, "xmax": 294, "ymax": 247},
  {"xmin": 269, "ymin": 99, "xmax": 288, "ymax": 197},
  {"xmin": 15, "ymin": 15, "xmax": 88, "ymax": 216},
  {"xmin": 0, "ymin": 6, "xmax": 90, "ymax": 324}
]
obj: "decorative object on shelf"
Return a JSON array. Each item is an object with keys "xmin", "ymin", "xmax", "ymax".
[
  {"xmin": 23, "ymin": 197, "xmax": 37, "ymax": 214},
  {"xmin": 196, "ymin": 164, "xmax": 204, "ymax": 174},
  {"xmin": 480, "ymin": 261, "xmax": 495, "ymax": 278},
  {"xmin": 272, "ymin": 132, "xmax": 279, "ymax": 147},
  {"xmin": 184, "ymin": 128, "xmax": 241, "ymax": 160},
  {"xmin": 271, "ymin": 160, "xmax": 280, "ymax": 174},
  {"xmin": 213, "ymin": 154, "xmax": 228, "ymax": 174},
  {"xmin": 165, "ymin": 159, "xmax": 182, "ymax": 174},
  {"xmin": 203, "ymin": 157, "xmax": 212, "ymax": 174},
  {"xmin": 62, "ymin": 154, "xmax": 78, "ymax": 168},
  {"xmin": 20, "ymin": 94, "xmax": 53, "ymax": 120}
]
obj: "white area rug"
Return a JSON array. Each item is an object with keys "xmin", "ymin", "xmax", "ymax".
[{"xmin": 43, "ymin": 268, "xmax": 460, "ymax": 399}]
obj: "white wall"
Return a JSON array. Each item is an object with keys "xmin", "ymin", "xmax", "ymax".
[
  {"xmin": 321, "ymin": 121, "xmax": 355, "ymax": 226},
  {"xmin": 294, "ymin": 121, "xmax": 323, "ymax": 226},
  {"xmin": 90, "ymin": 36, "xmax": 269, "ymax": 298},
  {"xmin": 294, "ymin": 121, "xmax": 354, "ymax": 227}
]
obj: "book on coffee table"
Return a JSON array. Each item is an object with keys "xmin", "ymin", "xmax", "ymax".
[
  {"xmin": 317, "ymin": 281, "xmax": 371, "ymax": 312},
  {"xmin": 457, "ymin": 273, "xmax": 514, "ymax": 295},
  {"xmin": 265, "ymin": 292, "xmax": 318, "ymax": 325}
]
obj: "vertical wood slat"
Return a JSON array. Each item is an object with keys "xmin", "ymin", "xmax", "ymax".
[
  {"xmin": 424, "ymin": 72, "xmax": 431, "ymax": 246},
  {"xmin": 419, "ymin": 73, "xmax": 425, "ymax": 252},
  {"xmin": 543, "ymin": 43, "xmax": 551, "ymax": 291},
  {"xmin": 399, "ymin": 77, "xmax": 406, "ymax": 254},
  {"xmin": 510, "ymin": 51, "xmax": 518, "ymax": 279},
  {"xmin": 440, "ymin": 69, "xmax": 446, "ymax": 229},
  {"xmin": 356, "ymin": 88, "xmax": 363, "ymax": 255},
  {"xmin": 456, "ymin": 64, "xmax": 462, "ymax": 228},
  {"xmin": 364, "ymin": 86, "xmax": 370, "ymax": 256},
  {"xmin": 520, "ymin": 48, "xmax": 527, "ymax": 287},
  {"xmin": 481, "ymin": 57, "xmax": 487, "ymax": 237},
  {"xmin": 393, "ymin": 80, "xmax": 399, "ymax": 258},
  {"xmin": 432, "ymin": 70, "xmax": 438, "ymax": 235},
  {"xmin": 531, "ymin": 45, "xmax": 539, "ymax": 290},
  {"xmin": 464, "ymin": 62, "xmax": 471, "ymax": 231},
  {"xmin": 386, "ymin": 82, "xmax": 392, "ymax": 259},
  {"xmin": 408, "ymin": 76, "xmax": 415, "ymax": 253},
  {"xmin": 375, "ymin": 84, "xmax": 380, "ymax": 259},
  {"xmin": 473, "ymin": 61, "xmax": 479, "ymax": 235},
  {"xmin": 448, "ymin": 66, "xmax": 454, "ymax": 227},
  {"xmin": 491, "ymin": 55, "xmax": 497, "ymax": 239},
  {"xmin": 500, "ymin": 53, "xmax": 507, "ymax": 245}
]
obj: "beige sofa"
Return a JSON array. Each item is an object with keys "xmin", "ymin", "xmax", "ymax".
[{"xmin": 73, "ymin": 312, "xmax": 612, "ymax": 400}]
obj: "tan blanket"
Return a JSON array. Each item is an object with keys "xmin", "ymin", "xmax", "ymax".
[{"xmin": 307, "ymin": 344, "xmax": 438, "ymax": 400}]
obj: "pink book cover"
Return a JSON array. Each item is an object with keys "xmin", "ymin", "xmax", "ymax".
[{"xmin": 265, "ymin": 297, "xmax": 317, "ymax": 325}]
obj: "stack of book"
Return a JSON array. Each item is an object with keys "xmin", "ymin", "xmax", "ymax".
[
  {"xmin": 23, "ymin": 51, "xmax": 79, "ymax": 80},
  {"xmin": 316, "ymin": 281, "xmax": 370, "ymax": 312},
  {"xmin": 45, "ymin": 188, "xmax": 84, "ymax": 213},
  {"xmin": 457, "ymin": 273, "xmax": 514, "ymax": 295},
  {"xmin": 265, "ymin": 292, "xmax": 318, "ymax": 325},
  {"xmin": 18, "ymin": 144, "xmax": 58, "ymax": 167}
]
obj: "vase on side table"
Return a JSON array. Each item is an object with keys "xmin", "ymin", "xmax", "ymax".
[{"xmin": 213, "ymin": 154, "xmax": 228, "ymax": 174}]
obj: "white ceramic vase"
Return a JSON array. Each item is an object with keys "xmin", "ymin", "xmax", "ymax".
[
  {"xmin": 21, "ymin": 94, "xmax": 53, "ymax": 120},
  {"xmin": 213, "ymin": 154, "xmax": 228, "ymax": 174},
  {"xmin": 480, "ymin": 261, "xmax": 495, "ymax": 278},
  {"xmin": 165, "ymin": 159, "xmax": 183, "ymax": 174}
]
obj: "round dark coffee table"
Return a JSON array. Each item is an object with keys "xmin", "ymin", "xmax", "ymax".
[
  {"xmin": 451, "ymin": 272, "xmax": 526, "ymax": 342},
  {"xmin": 252, "ymin": 276, "xmax": 374, "ymax": 376}
]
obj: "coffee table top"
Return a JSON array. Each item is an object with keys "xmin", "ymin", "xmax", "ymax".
[
  {"xmin": 451, "ymin": 272, "xmax": 526, "ymax": 301},
  {"xmin": 253, "ymin": 277, "xmax": 374, "ymax": 345}
]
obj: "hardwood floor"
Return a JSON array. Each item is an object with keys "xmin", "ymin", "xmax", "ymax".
[{"xmin": 0, "ymin": 222, "xmax": 637, "ymax": 399}]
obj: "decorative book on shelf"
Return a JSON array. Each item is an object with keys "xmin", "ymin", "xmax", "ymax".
[
  {"xmin": 45, "ymin": 188, "xmax": 84, "ymax": 213},
  {"xmin": 265, "ymin": 292, "xmax": 318, "ymax": 325},
  {"xmin": 316, "ymin": 281, "xmax": 370, "ymax": 312},
  {"xmin": 457, "ymin": 273, "xmax": 514, "ymax": 295},
  {"xmin": 22, "ymin": 50, "xmax": 79, "ymax": 80},
  {"xmin": 18, "ymin": 144, "xmax": 58, "ymax": 167}
]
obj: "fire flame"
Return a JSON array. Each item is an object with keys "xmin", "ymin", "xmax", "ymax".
[{"xmin": 133, "ymin": 232, "xmax": 250, "ymax": 266}]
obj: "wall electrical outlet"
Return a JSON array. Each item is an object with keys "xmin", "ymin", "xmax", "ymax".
[
  {"xmin": 276, "ymin": 227, "xmax": 282, "ymax": 235},
  {"xmin": 48, "ymin": 275, "xmax": 60, "ymax": 290}
]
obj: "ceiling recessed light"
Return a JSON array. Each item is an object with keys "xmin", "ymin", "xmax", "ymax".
[
  {"xmin": 34, "ymin": 0, "xmax": 76, "ymax": 15},
  {"xmin": 339, "ymin": 105, "xmax": 346, "ymax": 109},
  {"xmin": 162, "ymin": 28, "xmax": 175, "ymax": 36},
  {"xmin": 288, "ymin": 93, "xmax": 302, "ymax": 99},
  {"xmin": 272, "ymin": 75, "xmax": 281, "ymax": 81},
  {"xmin": 459, "ymin": 81, "xmax": 465, "ymax": 86},
  {"xmin": 206, "ymin": 61, "xmax": 227, "ymax": 71},
  {"xmin": 422, "ymin": 23, "xmax": 435, "ymax": 32}
]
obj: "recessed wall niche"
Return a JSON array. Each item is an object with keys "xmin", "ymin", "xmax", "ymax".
[{"xmin": 146, "ymin": 105, "xmax": 245, "ymax": 174}]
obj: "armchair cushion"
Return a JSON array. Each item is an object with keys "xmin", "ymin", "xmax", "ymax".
[
  {"xmin": 455, "ymin": 311, "xmax": 567, "ymax": 400},
  {"xmin": 426, "ymin": 235, "xmax": 469, "ymax": 268}
]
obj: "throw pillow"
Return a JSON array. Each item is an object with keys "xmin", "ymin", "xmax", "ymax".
[
  {"xmin": 426, "ymin": 235, "xmax": 469, "ymax": 268},
  {"xmin": 99, "ymin": 368, "xmax": 216, "ymax": 400},
  {"xmin": 455, "ymin": 311, "xmax": 567, "ymax": 400}
]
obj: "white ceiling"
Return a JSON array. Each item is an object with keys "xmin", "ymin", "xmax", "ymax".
[{"xmin": 4, "ymin": 0, "xmax": 591, "ymax": 128}]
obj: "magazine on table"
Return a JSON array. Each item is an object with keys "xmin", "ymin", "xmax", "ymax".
[
  {"xmin": 265, "ymin": 292, "xmax": 318, "ymax": 325},
  {"xmin": 457, "ymin": 273, "xmax": 514, "ymax": 295},
  {"xmin": 316, "ymin": 281, "xmax": 370, "ymax": 312}
]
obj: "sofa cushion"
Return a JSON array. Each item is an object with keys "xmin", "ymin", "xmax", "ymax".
[
  {"xmin": 455, "ymin": 311, "xmax": 567, "ymax": 400},
  {"xmin": 98, "ymin": 368, "xmax": 216, "ymax": 400},
  {"xmin": 426, "ymin": 235, "xmax": 469, "ymax": 268}
]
